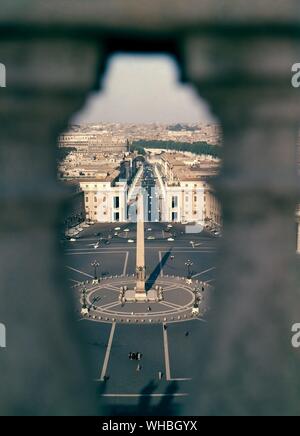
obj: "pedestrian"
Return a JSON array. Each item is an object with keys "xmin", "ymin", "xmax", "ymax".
[
  {"xmin": 158, "ymin": 371, "xmax": 163, "ymax": 380},
  {"xmin": 185, "ymin": 331, "xmax": 189, "ymax": 337}
]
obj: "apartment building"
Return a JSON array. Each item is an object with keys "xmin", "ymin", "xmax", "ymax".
[
  {"xmin": 153, "ymin": 152, "xmax": 222, "ymax": 225},
  {"xmin": 79, "ymin": 168, "xmax": 127, "ymax": 223}
]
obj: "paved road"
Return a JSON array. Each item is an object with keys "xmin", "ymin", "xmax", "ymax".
[
  {"xmin": 64, "ymin": 222, "xmax": 217, "ymax": 415},
  {"xmin": 62, "ymin": 164, "xmax": 219, "ymax": 415}
]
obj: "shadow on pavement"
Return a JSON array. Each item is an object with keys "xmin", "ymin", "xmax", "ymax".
[
  {"xmin": 101, "ymin": 380, "xmax": 182, "ymax": 416},
  {"xmin": 146, "ymin": 250, "xmax": 171, "ymax": 291}
]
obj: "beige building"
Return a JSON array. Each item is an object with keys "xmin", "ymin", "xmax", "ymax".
[
  {"xmin": 79, "ymin": 168, "xmax": 128, "ymax": 223},
  {"xmin": 59, "ymin": 132, "xmax": 128, "ymax": 153},
  {"xmin": 153, "ymin": 152, "xmax": 222, "ymax": 225}
]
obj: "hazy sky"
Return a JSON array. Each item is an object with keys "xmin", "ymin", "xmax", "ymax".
[{"xmin": 74, "ymin": 55, "xmax": 214, "ymax": 124}]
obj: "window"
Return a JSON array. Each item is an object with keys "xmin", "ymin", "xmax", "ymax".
[
  {"xmin": 85, "ymin": 197, "xmax": 89, "ymax": 202},
  {"xmin": 114, "ymin": 196, "xmax": 120, "ymax": 209},
  {"xmin": 94, "ymin": 197, "xmax": 97, "ymax": 202},
  {"xmin": 172, "ymin": 196, "xmax": 178, "ymax": 208}
]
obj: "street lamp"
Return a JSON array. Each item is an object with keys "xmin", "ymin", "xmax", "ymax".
[
  {"xmin": 91, "ymin": 260, "xmax": 100, "ymax": 280},
  {"xmin": 185, "ymin": 260, "xmax": 193, "ymax": 279}
]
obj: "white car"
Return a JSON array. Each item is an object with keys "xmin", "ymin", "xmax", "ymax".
[
  {"xmin": 147, "ymin": 228, "xmax": 152, "ymax": 232},
  {"xmin": 167, "ymin": 238, "xmax": 175, "ymax": 242},
  {"xmin": 124, "ymin": 228, "xmax": 130, "ymax": 232},
  {"xmin": 114, "ymin": 227, "xmax": 121, "ymax": 231},
  {"xmin": 167, "ymin": 224, "xmax": 173, "ymax": 228},
  {"xmin": 128, "ymin": 239, "xmax": 135, "ymax": 243},
  {"xmin": 70, "ymin": 238, "xmax": 77, "ymax": 242},
  {"xmin": 147, "ymin": 236, "xmax": 156, "ymax": 240}
]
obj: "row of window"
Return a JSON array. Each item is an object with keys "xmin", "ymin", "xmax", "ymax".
[
  {"xmin": 85, "ymin": 196, "xmax": 119, "ymax": 208},
  {"xmin": 85, "ymin": 184, "xmax": 108, "ymax": 189}
]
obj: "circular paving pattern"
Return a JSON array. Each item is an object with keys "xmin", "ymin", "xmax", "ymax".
[{"xmin": 75, "ymin": 275, "xmax": 211, "ymax": 324}]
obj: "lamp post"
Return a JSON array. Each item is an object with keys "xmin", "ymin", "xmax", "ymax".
[
  {"xmin": 82, "ymin": 287, "xmax": 87, "ymax": 309},
  {"xmin": 185, "ymin": 260, "xmax": 193, "ymax": 279},
  {"xmin": 91, "ymin": 261, "xmax": 100, "ymax": 280}
]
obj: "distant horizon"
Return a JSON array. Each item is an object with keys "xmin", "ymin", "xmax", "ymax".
[
  {"xmin": 73, "ymin": 55, "xmax": 216, "ymax": 125},
  {"xmin": 69, "ymin": 121, "xmax": 219, "ymax": 127}
]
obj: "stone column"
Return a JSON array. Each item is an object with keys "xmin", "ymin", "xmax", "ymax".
[
  {"xmin": 136, "ymin": 193, "xmax": 146, "ymax": 294},
  {"xmin": 184, "ymin": 34, "xmax": 300, "ymax": 416},
  {"xmin": 0, "ymin": 37, "xmax": 103, "ymax": 415}
]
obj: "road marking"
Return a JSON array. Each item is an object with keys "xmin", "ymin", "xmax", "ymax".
[
  {"xmin": 99, "ymin": 322, "xmax": 116, "ymax": 381},
  {"xmin": 123, "ymin": 251, "xmax": 129, "ymax": 276},
  {"xmin": 65, "ymin": 247, "xmax": 216, "ymax": 253},
  {"xmin": 106, "ymin": 284, "xmax": 122, "ymax": 292},
  {"xmin": 100, "ymin": 393, "xmax": 188, "ymax": 398},
  {"xmin": 159, "ymin": 251, "xmax": 164, "ymax": 277},
  {"xmin": 69, "ymin": 279, "xmax": 80, "ymax": 284},
  {"xmin": 163, "ymin": 284, "xmax": 180, "ymax": 291},
  {"xmin": 101, "ymin": 302, "xmax": 122, "ymax": 311},
  {"xmin": 66, "ymin": 266, "xmax": 94, "ymax": 279},
  {"xmin": 65, "ymin": 251, "xmax": 128, "ymax": 256},
  {"xmin": 206, "ymin": 279, "xmax": 215, "ymax": 283},
  {"xmin": 163, "ymin": 324, "xmax": 171, "ymax": 381},
  {"xmin": 192, "ymin": 267, "xmax": 216, "ymax": 278},
  {"xmin": 170, "ymin": 378, "xmax": 192, "ymax": 382},
  {"xmin": 159, "ymin": 250, "xmax": 216, "ymax": 253},
  {"xmin": 160, "ymin": 301, "xmax": 182, "ymax": 310}
]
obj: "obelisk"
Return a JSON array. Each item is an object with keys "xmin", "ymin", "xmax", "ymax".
[{"xmin": 136, "ymin": 193, "xmax": 146, "ymax": 296}]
